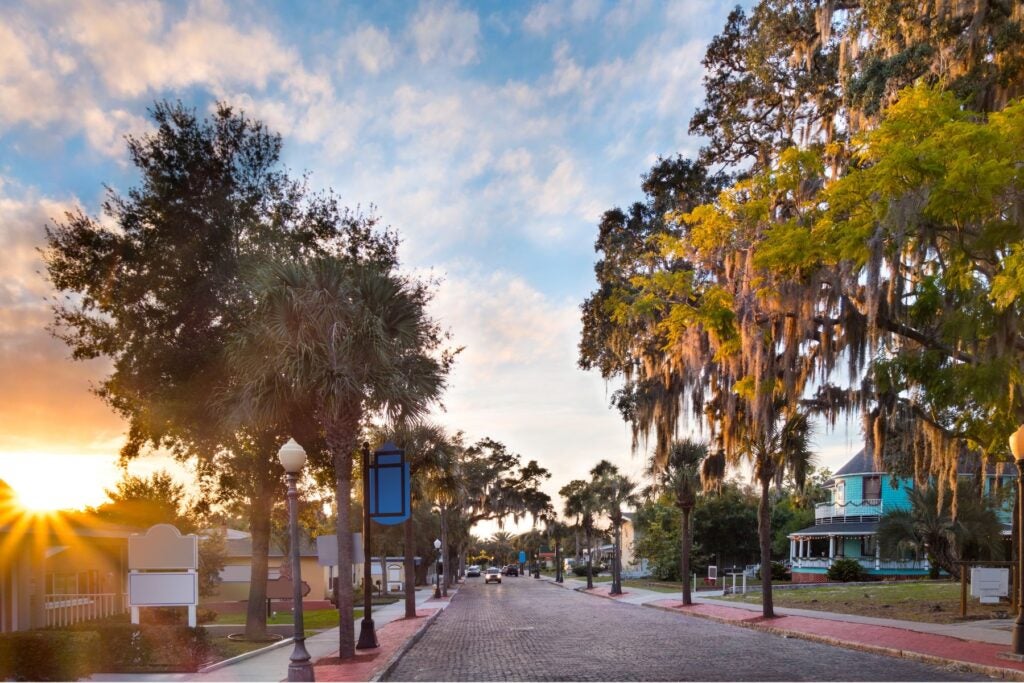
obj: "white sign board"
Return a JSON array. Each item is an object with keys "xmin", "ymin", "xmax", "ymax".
[
  {"xmin": 316, "ymin": 533, "xmax": 364, "ymax": 566},
  {"xmin": 129, "ymin": 572, "xmax": 197, "ymax": 606},
  {"xmin": 970, "ymin": 567, "xmax": 1009, "ymax": 604},
  {"xmin": 129, "ymin": 524, "xmax": 197, "ymax": 570}
]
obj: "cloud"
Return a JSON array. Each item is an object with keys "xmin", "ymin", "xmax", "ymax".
[
  {"xmin": 523, "ymin": 0, "xmax": 602, "ymax": 35},
  {"xmin": 408, "ymin": 1, "xmax": 480, "ymax": 66},
  {"xmin": 341, "ymin": 24, "xmax": 396, "ymax": 75}
]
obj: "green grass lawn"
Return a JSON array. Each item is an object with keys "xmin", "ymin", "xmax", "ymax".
[
  {"xmin": 719, "ymin": 580, "xmax": 1008, "ymax": 623},
  {"xmin": 211, "ymin": 608, "xmax": 364, "ymax": 628}
]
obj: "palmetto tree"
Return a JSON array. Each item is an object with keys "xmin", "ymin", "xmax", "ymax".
[
  {"xmin": 647, "ymin": 439, "xmax": 710, "ymax": 605},
  {"xmin": 877, "ymin": 481, "xmax": 1003, "ymax": 580},
  {"xmin": 591, "ymin": 460, "xmax": 639, "ymax": 595},
  {"xmin": 543, "ymin": 513, "xmax": 569, "ymax": 583},
  {"xmin": 703, "ymin": 413, "xmax": 813, "ymax": 618},
  {"xmin": 227, "ymin": 257, "xmax": 448, "ymax": 658},
  {"xmin": 561, "ymin": 479, "xmax": 601, "ymax": 589},
  {"xmin": 487, "ymin": 531, "xmax": 516, "ymax": 566}
]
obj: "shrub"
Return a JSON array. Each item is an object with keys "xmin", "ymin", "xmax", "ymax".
[
  {"xmin": 71, "ymin": 623, "xmax": 212, "ymax": 672},
  {"xmin": 755, "ymin": 561, "xmax": 791, "ymax": 582},
  {"xmin": 827, "ymin": 557, "xmax": 870, "ymax": 582},
  {"xmin": 197, "ymin": 607, "xmax": 218, "ymax": 624},
  {"xmin": 0, "ymin": 631, "xmax": 101, "ymax": 681}
]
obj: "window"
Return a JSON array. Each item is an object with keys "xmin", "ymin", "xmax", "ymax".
[
  {"xmin": 863, "ymin": 475, "xmax": 881, "ymax": 501},
  {"xmin": 835, "ymin": 481, "xmax": 846, "ymax": 505}
]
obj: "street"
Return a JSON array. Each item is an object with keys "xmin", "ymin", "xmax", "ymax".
[{"xmin": 385, "ymin": 577, "xmax": 983, "ymax": 681}]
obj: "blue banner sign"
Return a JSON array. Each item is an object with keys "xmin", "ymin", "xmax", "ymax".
[
  {"xmin": 518, "ymin": 550, "xmax": 526, "ymax": 564},
  {"xmin": 369, "ymin": 442, "xmax": 411, "ymax": 525}
]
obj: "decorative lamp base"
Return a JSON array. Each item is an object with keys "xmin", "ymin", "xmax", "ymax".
[{"xmin": 356, "ymin": 618, "xmax": 379, "ymax": 649}]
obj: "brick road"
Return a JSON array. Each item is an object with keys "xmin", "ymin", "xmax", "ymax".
[{"xmin": 385, "ymin": 577, "xmax": 985, "ymax": 681}]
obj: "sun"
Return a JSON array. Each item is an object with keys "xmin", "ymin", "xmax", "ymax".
[
  {"xmin": 15, "ymin": 486, "xmax": 67, "ymax": 513},
  {"xmin": 0, "ymin": 452, "xmax": 112, "ymax": 513}
]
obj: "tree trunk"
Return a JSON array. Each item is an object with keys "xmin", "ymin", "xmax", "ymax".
[
  {"xmin": 403, "ymin": 518, "xmax": 416, "ymax": 618},
  {"xmin": 680, "ymin": 506, "xmax": 693, "ymax": 606},
  {"xmin": 758, "ymin": 475, "xmax": 774, "ymax": 618},
  {"xmin": 555, "ymin": 539, "xmax": 562, "ymax": 583},
  {"xmin": 575, "ymin": 529, "xmax": 581, "ymax": 561},
  {"xmin": 379, "ymin": 553, "xmax": 388, "ymax": 596},
  {"xmin": 332, "ymin": 428, "xmax": 357, "ymax": 659},
  {"xmin": 586, "ymin": 528, "xmax": 594, "ymax": 589},
  {"xmin": 244, "ymin": 472, "xmax": 275, "ymax": 639}
]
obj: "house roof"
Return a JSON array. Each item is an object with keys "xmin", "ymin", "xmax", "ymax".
[
  {"xmin": 226, "ymin": 535, "xmax": 318, "ymax": 558},
  {"xmin": 788, "ymin": 521, "xmax": 878, "ymax": 537},
  {"xmin": 834, "ymin": 449, "xmax": 1014, "ymax": 478}
]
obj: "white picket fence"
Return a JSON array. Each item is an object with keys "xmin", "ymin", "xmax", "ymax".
[{"xmin": 45, "ymin": 593, "xmax": 128, "ymax": 628}]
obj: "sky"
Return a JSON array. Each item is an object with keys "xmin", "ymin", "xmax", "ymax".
[{"xmin": 0, "ymin": 0, "xmax": 865, "ymax": 525}]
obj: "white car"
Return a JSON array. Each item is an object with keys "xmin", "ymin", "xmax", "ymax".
[{"xmin": 484, "ymin": 567, "xmax": 502, "ymax": 584}]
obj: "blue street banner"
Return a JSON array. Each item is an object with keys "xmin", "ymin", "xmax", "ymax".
[
  {"xmin": 518, "ymin": 550, "xmax": 526, "ymax": 564},
  {"xmin": 369, "ymin": 442, "xmax": 411, "ymax": 525}
]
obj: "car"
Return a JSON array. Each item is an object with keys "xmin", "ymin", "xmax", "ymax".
[
  {"xmin": 504, "ymin": 564, "xmax": 519, "ymax": 577},
  {"xmin": 484, "ymin": 567, "xmax": 502, "ymax": 584},
  {"xmin": 466, "ymin": 565, "xmax": 481, "ymax": 577}
]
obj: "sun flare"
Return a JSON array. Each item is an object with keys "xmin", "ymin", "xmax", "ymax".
[{"xmin": 0, "ymin": 452, "xmax": 115, "ymax": 513}]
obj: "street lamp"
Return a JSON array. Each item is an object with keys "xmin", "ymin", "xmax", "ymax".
[
  {"xmin": 433, "ymin": 539, "xmax": 442, "ymax": 599},
  {"xmin": 1010, "ymin": 426, "xmax": 1024, "ymax": 656},
  {"xmin": 278, "ymin": 438, "xmax": 314, "ymax": 682}
]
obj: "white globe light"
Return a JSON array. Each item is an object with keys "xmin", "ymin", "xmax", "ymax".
[
  {"xmin": 433, "ymin": 538, "xmax": 441, "ymax": 549},
  {"xmin": 277, "ymin": 438, "xmax": 307, "ymax": 473},
  {"xmin": 1011, "ymin": 426, "xmax": 1024, "ymax": 462}
]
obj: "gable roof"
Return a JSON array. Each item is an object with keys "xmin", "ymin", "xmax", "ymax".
[{"xmin": 834, "ymin": 449, "xmax": 1015, "ymax": 478}]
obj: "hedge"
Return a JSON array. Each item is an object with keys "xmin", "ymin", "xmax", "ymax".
[
  {"xmin": 0, "ymin": 631, "xmax": 101, "ymax": 681},
  {"xmin": 72, "ymin": 623, "xmax": 212, "ymax": 673}
]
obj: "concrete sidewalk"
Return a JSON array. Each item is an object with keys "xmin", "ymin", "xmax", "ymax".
[
  {"xmin": 551, "ymin": 576, "xmax": 1024, "ymax": 679},
  {"xmin": 90, "ymin": 587, "xmax": 454, "ymax": 682}
]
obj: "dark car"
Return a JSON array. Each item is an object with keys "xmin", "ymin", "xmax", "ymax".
[
  {"xmin": 466, "ymin": 565, "xmax": 481, "ymax": 577},
  {"xmin": 504, "ymin": 564, "xmax": 519, "ymax": 577},
  {"xmin": 484, "ymin": 567, "xmax": 502, "ymax": 584}
]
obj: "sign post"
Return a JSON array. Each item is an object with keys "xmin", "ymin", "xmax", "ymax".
[{"xmin": 128, "ymin": 524, "xmax": 198, "ymax": 627}]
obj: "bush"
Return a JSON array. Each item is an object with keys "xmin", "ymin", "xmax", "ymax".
[
  {"xmin": 71, "ymin": 623, "xmax": 211, "ymax": 672},
  {"xmin": 0, "ymin": 631, "xmax": 101, "ymax": 681},
  {"xmin": 755, "ymin": 561, "xmax": 791, "ymax": 582},
  {"xmin": 827, "ymin": 557, "xmax": 870, "ymax": 582},
  {"xmin": 197, "ymin": 607, "xmax": 218, "ymax": 624}
]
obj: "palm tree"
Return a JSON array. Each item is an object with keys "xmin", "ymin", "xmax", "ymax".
[
  {"xmin": 543, "ymin": 513, "xmax": 569, "ymax": 583},
  {"xmin": 487, "ymin": 531, "xmax": 516, "ymax": 566},
  {"xmin": 561, "ymin": 479, "xmax": 601, "ymax": 589},
  {"xmin": 371, "ymin": 421, "xmax": 455, "ymax": 617},
  {"xmin": 703, "ymin": 413, "xmax": 813, "ymax": 618},
  {"xmin": 877, "ymin": 480, "xmax": 1003, "ymax": 580},
  {"xmin": 227, "ymin": 257, "xmax": 448, "ymax": 658},
  {"xmin": 590, "ymin": 461, "xmax": 639, "ymax": 595},
  {"xmin": 647, "ymin": 439, "xmax": 710, "ymax": 605}
]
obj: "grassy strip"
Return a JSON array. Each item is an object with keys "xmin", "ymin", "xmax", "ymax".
[
  {"xmin": 206, "ymin": 609, "xmax": 364, "ymax": 662},
  {"xmin": 719, "ymin": 580, "xmax": 1009, "ymax": 624}
]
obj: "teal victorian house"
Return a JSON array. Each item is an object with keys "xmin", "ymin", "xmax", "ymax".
[{"xmin": 788, "ymin": 450, "xmax": 1013, "ymax": 583}]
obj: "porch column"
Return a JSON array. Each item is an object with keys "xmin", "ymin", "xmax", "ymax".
[
  {"xmin": 789, "ymin": 539, "xmax": 795, "ymax": 563},
  {"xmin": 828, "ymin": 536, "xmax": 835, "ymax": 566},
  {"xmin": 875, "ymin": 540, "xmax": 881, "ymax": 570}
]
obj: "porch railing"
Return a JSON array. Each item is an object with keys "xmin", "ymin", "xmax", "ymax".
[
  {"xmin": 45, "ymin": 593, "xmax": 128, "ymax": 628},
  {"xmin": 792, "ymin": 556, "xmax": 930, "ymax": 571},
  {"xmin": 814, "ymin": 499, "xmax": 883, "ymax": 522}
]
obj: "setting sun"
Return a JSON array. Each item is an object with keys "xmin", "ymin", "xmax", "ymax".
[{"xmin": 0, "ymin": 451, "xmax": 116, "ymax": 513}]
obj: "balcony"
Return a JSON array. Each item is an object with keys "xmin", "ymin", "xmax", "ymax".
[
  {"xmin": 792, "ymin": 556, "xmax": 929, "ymax": 571},
  {"xmin": 814, "ymin": 499, "xmax": 883, "ymax": 523}
]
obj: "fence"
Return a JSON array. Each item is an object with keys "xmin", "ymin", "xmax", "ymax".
[{"xmin": 45, "ymin": 593, "xmax": 128, "ymax": 628}]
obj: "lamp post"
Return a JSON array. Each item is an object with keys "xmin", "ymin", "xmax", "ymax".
[
  {"xmin": 1010, "ymin": 426, "xmax": 1024, "ymax": 656},
  {"xmin": 433, "ymin": 539, "xmax": 442, "ymax": 599},
  {"xmin": 357, "ymin": 443, "xmax": 378, "ymax": 650},
  {"xmin": 278, "ymin": 438, "xmax": 314, "ymax": 682}
]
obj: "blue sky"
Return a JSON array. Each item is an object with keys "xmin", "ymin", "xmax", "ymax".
[{"xmin": 0, "ymin": 0, "xmax": 863, "ymax": 518}]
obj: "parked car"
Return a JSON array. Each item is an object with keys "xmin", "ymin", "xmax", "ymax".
[
  {"xmin": 484, "ymin": 567, "xmax": 502, "ymax": 584},
  {"xmin": 504, "ymin": 564, "xmax": 519, "ymax": 577},
  {"xmin": 466, "ymin": 565, "xmax": 481, "ymax": 577}
]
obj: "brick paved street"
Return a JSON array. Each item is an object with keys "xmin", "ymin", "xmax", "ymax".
[{"xmin": 385, "ymin": 577, "xmax": 985, "ymax": 681}]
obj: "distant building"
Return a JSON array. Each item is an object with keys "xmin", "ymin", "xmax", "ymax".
[
  {"xmin": 202, "ymin": 528, "xmax": 326, "ymax": 603},
  {"xmin": 788, "ymin": 450, "xmax": 1013, "ymax": 583}
]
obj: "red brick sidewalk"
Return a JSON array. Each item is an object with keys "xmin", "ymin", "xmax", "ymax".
[
  {"xmin": 313, "ymin": 608, "xmax": 439, "ymax": 682},
  {"xmin": 649, "ymin": 599, "xmax": 1024, "ymax": 679}
]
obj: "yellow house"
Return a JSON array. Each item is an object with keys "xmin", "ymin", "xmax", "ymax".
[{"xmin": 202, "ymin": 529, "xmax": 328, "ymax": 604}]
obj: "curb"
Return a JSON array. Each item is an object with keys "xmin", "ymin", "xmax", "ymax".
[
  {"xmin": 369, "ymin": 607, "xmax": 446, "ymax": 682},
  {"xmin": 642, "ymin": 602, "xmax": 1024, "ymax": 681},
  {"xmin": 198, "ymin": 635, "xmax": 294, "ymax": 674}
]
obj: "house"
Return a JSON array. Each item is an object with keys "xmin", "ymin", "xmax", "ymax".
[
  {"xmin": 788, "ymin": 450, "xmax": 1013, "ymax": 583},
  {"xmin": 587, "ymin": 513, "xmax": 649, "ymax": 577},
  {"xmin": 0, "ymin": 481, "xmax": 136, "ymax": 631},
  {"xmin": 203, "ymin": 528, "xmax": 328, "ymax": 603}
]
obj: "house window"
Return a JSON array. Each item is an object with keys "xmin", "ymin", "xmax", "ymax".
[
  {"xmin": 861, "ymin": 536, "xmax": 876, "ymax": 557},
  {"xmin": 863, "ymin": 475, "xmax": 881, "ymax": 501},
  {"xmin": 835, "ymin": 481, "xmax": 846, "ymax": 505}
]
